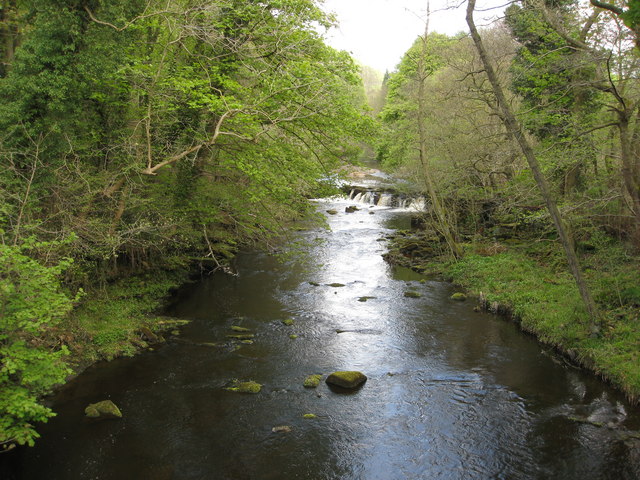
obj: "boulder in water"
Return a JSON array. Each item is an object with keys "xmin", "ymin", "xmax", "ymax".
[
  {"xmin": 345, "ymin": 206, "xmax": 359, "ymax": 213},
  {"xmin": 303, "ymin": 374, "xmax": 323, "ymax": 388},
  {"xmin": 231, "ymin": 326, "xmax": 251, "ymax": 333},
  {"xmin": 282, "ymin": 318, "xmax": 294, "ymax": 326},
  {"xmin": 326, "ymin": 371, "xmax": 367, "ymax": 389},
  {"xmin": 226, "ymin": 380, "xmax": 262, "ymax": 394},
  {"xmin": 85, "ymin": 400, "xmax": 122, "ymax": 419},
  {"xmin": 326, "ymin": 209, "xmax": 338, "ymax": 215},
  {"xmin": 404, "ymin": 291, "xmax": 422, "ymax": 298},
  {"xmin": 451, "ymin": 292, "xmax": 467, "ymax": 301}
]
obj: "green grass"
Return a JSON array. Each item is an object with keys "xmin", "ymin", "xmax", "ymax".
[
  {"xmin": 65, "ymin": 269, "xmax": 189, "ymax": 364},
  {"xmin": 432, "ymin": 242, "xmax": 640, "ymax": 402}
]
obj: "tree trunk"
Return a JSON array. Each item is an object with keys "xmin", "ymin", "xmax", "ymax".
[
  {"xmin": 416, "ymin": 6, "xmax": 462, "ymax": 259},
  {"xmin": 618, "ymin": 110, "xmax": 640, "ymax": 244},
  {"xmin": 466, "ymin": 0, "xmax": 600, "ymax": 326},
  {"xmin": 0, "ymin": 0, "xmax": 18, "ymax": 77}
]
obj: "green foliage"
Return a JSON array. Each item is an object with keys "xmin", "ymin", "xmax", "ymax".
[
  {"xmin": 441, "ymin": 243, "xmax": 640, "ymax": 399},
  {"xmin": 505, "ymin": 1, "xmax": 600, "ymax": 139},
  {"xmin": 0, "ymin": 241, "xmax": 77, "ymax": 448}
]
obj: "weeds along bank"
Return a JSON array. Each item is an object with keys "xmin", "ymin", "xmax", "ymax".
[{"xmin": 384, "ymin": 229, "xmax": 640, "ymax": 403}]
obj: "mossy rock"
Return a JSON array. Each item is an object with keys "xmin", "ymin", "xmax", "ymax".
[
  {"xmin": 231, "ymin": 326, "xmax": 251, "ymax": 333},
  {"xmin": 404, "ymin": 291, "xmax": 422, "ymax": 298},
  {"xmin": 282, "ymin": 318, "xmax": 295, "ymax": 326},
  {"xmin": 309, "ymin": 281, "xmax": 321, "ymax": 287},
  {"xmin": 303, "ymin": 374, "xmax": 323, "ymax": 388},
  {"xmin": 326, "ymin": 371, "xmax": 367, "ymax": 389},
  {"xmin": 326, "ymin": 209, "xmax": 338, "ymax": 215},
  {"xmin": 241, "ymin": 340, "xmax": 254, "ymax": 345},
  {"xmin": 450, "ymin": 292, "xmax": 467, "ymax": 301},
  {"xmin": 358, "ymin": 296, "xmax": 376, "ymax": 302},
  {"xmin": 345, "ymin": 206, "xmax": 359, "ymax": 213},
  {"xmin": 85, "ymin": 400, "xmax": 122, "ymax": 419},
  {"xmin": 226, "ymin": 380, "xmax": 262, "ymax": 394},
  {"xmin": 303, "ymin": 413, "xmax": 318, "ymax": 419},
  {"xmin": 289, "ymin": 334, "xmax": 299, "ymax": 339},
  {"xmin": 327, "ymin": 283, "xmax": 346, "ymax": 288},
  {"xmin": 226, "ymin": 333, "xmax": 255, "ymax": 340}
]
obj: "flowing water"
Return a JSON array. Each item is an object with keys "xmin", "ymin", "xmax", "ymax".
[{"xmin": 3, "ymin": 193, "xmax": 640, "ymax": 479}]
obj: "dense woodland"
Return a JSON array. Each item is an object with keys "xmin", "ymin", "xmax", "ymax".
[
  {"xmin": 0, "ymin": 0, "xmax": 372, "ymax": 449},
  {"xmin": 0, "ymin": 0, "xmax": 639, "ymax": 452},
  {"xmin": 378, "ymin": 0, "xmax": 640, "ymax": 414}
]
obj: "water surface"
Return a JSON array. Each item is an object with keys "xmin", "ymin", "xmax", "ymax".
[{"xmin": 3, "ymin": 196, "xmax": 640, "ymax": 479}]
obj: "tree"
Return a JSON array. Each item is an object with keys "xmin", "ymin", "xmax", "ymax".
[
  {"xmin": 0, "ymin": 240, "xmax": 78, "ymax": 449},
  {"xmin": 466, "ymin": 0, "xmax": 600, "ymax": 326}
]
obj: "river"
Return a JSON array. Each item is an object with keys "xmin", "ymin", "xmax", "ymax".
[{"xmin": 3, "ymin": 187, "xmax": 640, "ymax": 479}]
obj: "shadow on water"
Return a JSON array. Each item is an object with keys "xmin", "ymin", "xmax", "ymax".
[{"xmin": 2, "ymin": 195, "xmax": 640, "ymax": 479}]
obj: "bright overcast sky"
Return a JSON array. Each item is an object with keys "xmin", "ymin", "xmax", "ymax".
[{"xmin": 321, "ymin": 0, "xmax": 505, "ymax": 72}]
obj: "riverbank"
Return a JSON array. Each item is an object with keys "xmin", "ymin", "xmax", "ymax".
[
  {"xmin": 61, "ymin": 268, "xmax": 192, "ymax": 372},
  {"xmin": 384, "ymin": 232, "xmax": 640, "ymax": 403}
]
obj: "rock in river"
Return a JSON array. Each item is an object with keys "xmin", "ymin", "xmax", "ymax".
[
  {"xmin": 326, "ymin": 371, "xmax": 367, "ymax": 389},
  {"xmin": 303, "ymin": 374, "xmax": 323, "ymax": 388},
  {"xmin": 85, "ymin": 400, "xmax": 122, "ymax": 419},
  {"xmin": 450, "ymin": 292, "xmax": 467, "ymax": 301},
  {"xmin": 226, "ymin": 380, "xmax": 262, "ymax": 394}
]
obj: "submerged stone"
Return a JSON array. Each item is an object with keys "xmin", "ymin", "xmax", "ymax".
[
  {"xmin": 226, "ymin": 380, "xmax": 262, "ymax": 394},
  {"xmin": 272, "ymin": 425, "xmax": 292, "ymax": 433},
  {"xmin": 226, "ymin": 333, "xmax": 255, "ymax": 340},
  {"xmin": 289, "ymin": 334, "xmax": 299, "ymax": 339},
  {"xmin": 451, "ymin": 292, "xmax": 467, "ymax": 301},
  {"xmin": 326, "ymin": 371, "xmax": 367, "ymax": 389},
  {"xmin": 308, "ymin": 281, "xmax": 321, "ymax": 286},
  {"xmin": 303, "ymin": 374, "xmax": 323, "ymax": 388},
  {"xmin": 303, "ymin": 414, "xmax": 318, "ymax": 419},
  {"xmin": 231, "ymin": 326, "xmax": 251, "ymax": 333},
  {"xmin": 404, "ymin": 291, "xmax": 422, "ymax": 298},
  {"xmin": 282, "ymin": 318, "xmax": 295, "ymax": 326},
  {"xmin": 327, "ymin": 283, "xmax": 346, "ymax": 288},
  {"xmin": 358, "ymin": 296, "xmax": 376, "ymax": 302},
  {"xmin": 85, "ymin": 400, "xmax": 122, "ymax": 419}
]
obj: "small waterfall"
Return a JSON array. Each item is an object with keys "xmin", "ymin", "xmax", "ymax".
[
  {"xmin": 362, "ymin": 191, "xmax": 375, "ymax": 204},
  {"xmin": 344, "ymin": 186, "xmax": 427, "ymax": 211},
  {"xmin": 377, "ymin": 194, "xmax": 394, "ymax": 207}
]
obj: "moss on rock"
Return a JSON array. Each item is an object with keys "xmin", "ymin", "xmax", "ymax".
[
  {"xmin": 226, "ymin": 333, "xmax": 255, "ymax": 340},
  {"xmin": 326, "ymin": 371, "xmax": 367, "ymax": 389},
  {"xmin": 231, "ymin": 326, "xmax": 251, "ymax": 333},
  {"xmin": 226, "ymin": 380, "xmax": 262, "ymax": 394},
  {"xmin": 84, "ymin": 400, "xmax": 122, "ymax": 419},
  {"xmin": 451, "ymin": 292, "xmax": 467, "ymax": 301},
  {"xmin": 303, "ymin": 374, "xmax": 323, "ymax": 388}
]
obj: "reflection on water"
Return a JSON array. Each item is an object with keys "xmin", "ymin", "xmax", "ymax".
[{"xmin": 2, "ymin": 197, "xmax": 640, "ymax": 480}]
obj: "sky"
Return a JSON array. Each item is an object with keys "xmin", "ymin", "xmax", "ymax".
[{"xmin": 320, "ymin": 0, "xmax": 506, "ymax": 72}]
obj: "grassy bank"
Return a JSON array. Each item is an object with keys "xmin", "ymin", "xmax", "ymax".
[
  {"xmin": 387, "ymin": 234, "xmax": 640, "ymax": 402},
  {"xmin": 63, "ymin": 268, "xmax": 192, "ymax": 370}
]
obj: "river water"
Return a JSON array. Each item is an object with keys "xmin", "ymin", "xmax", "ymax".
[{"xmin": 3, "ymin": 192, "xmax": 640, "ymax": 479}]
